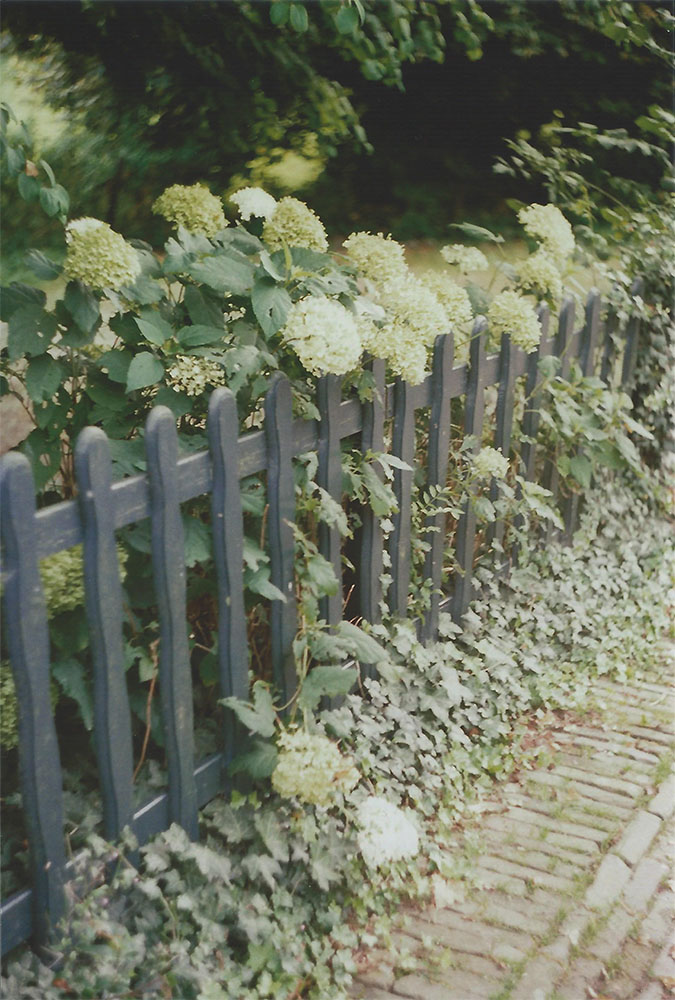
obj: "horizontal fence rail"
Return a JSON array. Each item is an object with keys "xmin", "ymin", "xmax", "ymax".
[{"xmin": 0, "ymin": 284, "xmax": 642, "ymax": 954}]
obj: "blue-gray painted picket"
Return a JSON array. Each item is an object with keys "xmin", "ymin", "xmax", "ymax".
[
  {"xmin": 421, "ymin": 331, "xmax": 455, "ymax": 643},
  {"xmin": 145, "ymin": 408, "xmax": 199, "ymax": 841},
  {"xmin": 207, "ymin": 388, "xmax": 249, "ymax": 771},
  {"xmin": 264, "ymin": 373, "xmax": 298, "ymax": 704},
  {"xmin": 0, "ymin": 287, "xmax": 642, "ymax": 955},
  {"xmin": 0, "ymin": 454, "xmax": 67, "ymax": 944},
  {"xmin": 317, "ymin": 374, "xmax": 345, "ymax": 627},
  {"xmin": 75, "ymin": 428, "xmax": 135, "ymax": 841},
  {"xmin": 450, "ymin": 318, "xmax": 489, "ymax": 622},
  {"xmin": 388, "ymin": 377, "xmax": 416, "ymax": 618}
]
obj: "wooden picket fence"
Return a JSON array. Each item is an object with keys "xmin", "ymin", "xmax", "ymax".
[{"xmin": 0, "ymin": 286, "xmax": 641, "ymax": 954}]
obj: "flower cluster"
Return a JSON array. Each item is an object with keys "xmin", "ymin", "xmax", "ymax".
[
  {"xmin": 419, "ymin": 271, "xmax": 474, "ymax": 335},
  {"xmin": 40, "ymin": 543, "xmax": 128, "ymax": 618},
  {"xmin": 517, "ymin": 249, "xmax": 563, "ymax": 303},
  {"xmin": 487, "ymin": 289, "xmax": 542, "ymax": 353},
  {"xmin": 263, "ymin": 197, "xmax": 328, "ymax": 252},
  {"xmin": 271, "ymin": 729, "xmax": 360, "ymax": 807},
  {"xmin": 152, "ymin": 183, "xmax": 227, "ymax": 237},
  {"xmin": 356, "ymin": 796, "xmax": 420, "ymax": 869},
  {"xmin": 472, "ymin": 446, "xmax": 509, "ymax": 481},
  {"xmin": 343, "ymin": 232, "xmax": 408, "ymax": 287},
  {"xmin": 64, "ymin": 218, "xmax": 141, "ymax": 291},
  {"xmin": 281, "ymin": 296, "xmax": 363, "ymax": 376},
  {"xmin": 357, "ymin": 274, "xmax": 447, "ymax": 384},
  {"xmin": 230, "ymin": 186, "xmax": 277, "ymax": 222},
  {"xmin": 441, "ymin": 244, "xmax": 489, "ymax": 274},
  {"xmin": 165, "ymin": 356, "xmax": 226, "ymax": 396},
  {"xmin": 518, "ymin": 203, "xmax": 574, "ymax": 266}
]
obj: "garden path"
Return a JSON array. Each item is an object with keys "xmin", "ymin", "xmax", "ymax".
[{"xmin": 350, "ymin": 651, "xmax": 675, "ymax": 1000}]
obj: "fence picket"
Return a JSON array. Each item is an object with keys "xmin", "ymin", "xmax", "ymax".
[
  {"xmin": 264, "ymin": 374, "xmax": 298, "ymax": 704},
  {"xmin": 421, "ymin": 332, "xmax": 454, "ymax": 643},
  {"xmin": 487, "ymin": 332, "xmax": 517, "ymax": 556},
  {"xmin": 451, "ymin": 318, "xmax": 488, "ymax": 622},
  {"xmin": 145, "ymin": 408, "xmax": 199, "ymax": 840},
  {"xmin": 600, "ymin": 308, "xmax": 618, "ymax": 386},
  {"xmin": 542, "ymin": 296, "xmax": 576, "ymax": 533},
  {"xmin": 520, "ymin": 305, "xmax": 551, "ymax": 482},
  {"xmin": 317, "ymin": 375, "xmax": 344, "ymax": 626},
  {"xmin": 0, "ymin": 453, "xmax": 66, "ymax": 943},
  {"xmin": 621, "ymin": 278, "xmax": 644, "ymax": 388},
  {"xmin": 207, "ymin": 389, "xmax": 249, "ymax": 757},
  {"xmin": 75, "ymin": 428, "xmax": 134, "ymax": 840},
  {"xmin": 563, "ymin": 292, "xmax": 602, "ymax": 539},
  {"xmin": 359, "ymin": 358, "xmax": 385, "ymax": 632},
  {"xmin": 389, "ymin": 377, "xmax": 416, "ymax": 618}
]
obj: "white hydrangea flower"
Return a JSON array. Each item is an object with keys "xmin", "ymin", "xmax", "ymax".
[
  {"xmin": 440, "ymin": 244, "xmax": 489, "ymax": 274},
  {"xmin": 487, "ymin": 290, "xmax": 542, "ymax": 353},
  {"xmin": 263, "ymin": 197, "xmax": 328, "ymax": 252},
  {"xmin": 153, "ymin": 183, "xmax": 227, "ymax": 237},
  {"xmin": 518, "ymin": 203, "xmax": 574, "ymax": 266},
  {"xmin": 356, "ymin": 796, "xmax": 420, "ymax": 869},
  {"xmin": 64, "ymin": 218, "xmax": 141, "ymax": 291},
  {"xmin": 165, "ymin": 356, "xmax": 226, "ymax": 396},
  {"xmin": 419, "ymin": 271, "xmax": 474, "ymax": 333},
  {"xmin": 272, "ymin": 729, "xmax": 360, "ymax": 807},
  {"xmin": 517, "ymin": 249, "xmax": 563, "ymax": 302},
  {"xmin": 281, "ymin": 296, "xmax": 362, "ymax": 376},
  {"xmin": 472, "ymin": 446, "xmax": 509, "ymax": 481},
  {"xmin": 343, "ymin": 232, "xmax": 409, "ymax": 287},
  {"xmin": 230, "ymin": 186, "xmax": 277, "ymax": 221}
]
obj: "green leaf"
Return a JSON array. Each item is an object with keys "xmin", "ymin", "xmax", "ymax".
[
  {"xmin": 569, "ymin": 454, "xmax": 592, "ymax": 489},
  {"xmin": 184, "ymin": 284, "xmax": 224, "ymax": 327},
  {"xmin": 304, "ymin": 552, "xmax": 339, "ymax": 596},
  {"xmin": 6, "ymin": 145, "xmax": 25, "ymax": 176},
  {"xmin": 64, "ymin": 280, "xmax": 100, "ymax": 333},
  {"xmin": 361, "ymin": 463, "xmax": 396, "ymax": 516},
  {"xmin": 152, "ymin": 386, "xmax": 192, "ymax": 418},
  {"xmin": 259, "ymin": 251, "xmax": 287, "ymax": 282},
  {"xmin": 221, "ymin": 681, "xmax": 276, "ymax": 738},
  {"xmin": 254, "ymin": 811, "xmax": 289, "ymax": 861},
  {"xmin": 251, "ymin": 277, "xmax": 292, "ymax": 337},
  {"xmin": 289, "ymin": 2, "xmax": 308, "ymax": 32},
  {"xmin": 334, "ymin": 621, "xmax": 387, "ymax": 663},
  {"xmin": 39, "ymin": 183, "xmax": 69, "ymax": 218},
  {"xmin": 17, "ymin": 173, "xmax": 40, "ymax": 201},
  {"xmin": 25, "ymin": 355, "xmax": 65, "ymax": 403},
  {"xmin": 336, "ymin": 4, "xmax": 359, "ymax": 34},
  {"xmin": 229, "ymin": 739, "xmax": 279, "ymax": 779},
  {"xmin": 24, "ymin": 249, "xmax": 62, "ymax": 281},
  {"xmin": 98, "ymin": 349, "xmax": 133, "ymax": 384},
  {"xmin": 0, "ymin": 282, "xmax": 46, "ymax": 321},
  {"xmin": 270, "ymin": 1, "xmax": 289, "ymax": 25},
  {"xmin": 7, "ymin": 304, "xmax": 56, "ymax": 359},
  {"xmin": 126, "ymin": 352, "xmax": 165, "ymax": 392},
  {"xmin": 134, "ymin": 311, "xmax": 173, "ymax": 346},
  {"xmin": 177, "ymin": 324, "xmax": 227, "ymax": 348},
  {"xmin": 52, "ymin": 657, "xmax": 93, "ymax": 730},
  {"xmin": 190, "ymin": 252, "xmax": 255, "ymax": 295},
  {"xmin": 39, "ymin": 158, "xmax": 55, "ymax": 185},
  {"xmin": 297, "ymin": 665, "xmax": 358, "ymax": 712},
  {"xmin": 183, "ymin": 516, "xmax": 211, "ymax": 567},
  {"xmin": 450, "ymin": 222, "xmax": 504, "ymax": 244}
]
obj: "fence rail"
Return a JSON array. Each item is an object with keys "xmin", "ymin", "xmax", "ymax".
[{"xmin": 0, "ymin": 285, "xmax": 642, "ymax": 955}]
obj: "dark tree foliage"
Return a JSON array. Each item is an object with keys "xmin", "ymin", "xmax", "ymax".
[{"xmin": 2, "ymin": 0, "xmax": 670, "ymax": 241}]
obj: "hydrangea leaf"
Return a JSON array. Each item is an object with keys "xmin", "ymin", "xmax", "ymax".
[
  {"xmin": 222, "ymin": 681, "xmax": 276, "ymax": 738},
  {"xmin": 251, "ymin": 276, "xmax": 292, "ymax": 337},
  {"xmin": 297, "ymin": 665, "xmax": 358, "ymax": 712},
  {"xmin": 125, "ymin": 352, "xmax": 165, "ymax": 392}
]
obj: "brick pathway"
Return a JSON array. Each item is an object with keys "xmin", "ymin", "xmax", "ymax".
[{"xmin": 350, "ymin": 667, "xmax": 675, "ymax": 1000}]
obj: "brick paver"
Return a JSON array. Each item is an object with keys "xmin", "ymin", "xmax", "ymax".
[{"xmin": 350, "ymin": 670, "xmax": 675, "ymax": 1000}]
